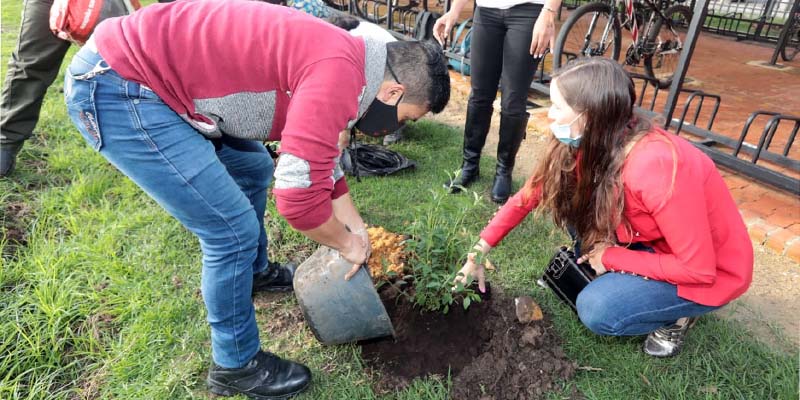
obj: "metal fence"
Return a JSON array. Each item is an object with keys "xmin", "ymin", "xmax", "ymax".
[
  {"xmin": 702, "ymin": 0, "xmax": 797, "ymax": 41},
  {"xmin": 559, "ymin": 0, "xmax": 798, "ymax": 43}
]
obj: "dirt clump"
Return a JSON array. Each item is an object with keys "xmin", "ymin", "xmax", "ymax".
[
  {"xmin": 2, "ymin": 201, "xmax": 32, "ymax": 258},
  {"xmin": 254, "ymin": 293, "xmax": 305, "ymax": 336},
  {"xmin": 452, "ymin": 301, "xmax": 577, "ymax": 400},
  {"xmin": 366, "ymin": 226, "xmax": 407, "ymax": 280}
]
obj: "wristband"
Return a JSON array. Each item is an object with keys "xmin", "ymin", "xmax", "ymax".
[{"xmin": 542, "ymin": 5, "xmax": 556, "ymax": 13}]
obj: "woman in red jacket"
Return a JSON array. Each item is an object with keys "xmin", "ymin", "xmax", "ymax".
[{"xmin": 456, "ymin": 57, "xmax": 753, "ymax": 357}]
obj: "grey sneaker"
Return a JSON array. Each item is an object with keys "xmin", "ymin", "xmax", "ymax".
[{"xmin": 643, "ymin": 317, "xmax": 699, "ymax": 357}]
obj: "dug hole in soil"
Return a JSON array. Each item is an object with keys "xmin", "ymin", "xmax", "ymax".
[{"xmin": 358, "ymin": 284, "xmax": 578, "ymax": 399}]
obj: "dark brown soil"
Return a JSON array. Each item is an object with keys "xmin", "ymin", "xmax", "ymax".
[
  {"xmin": 359, "ymin": 287, "xmax": 577, "ymax": 399},
  {"xmin": 1, "ymin": 201, "xmax": 32, "ymax": 259},
  {"xmin": 254, "ymin": 292, "xmax": 305, "ymax": 336}
]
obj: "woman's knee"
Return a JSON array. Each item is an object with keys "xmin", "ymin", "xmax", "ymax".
[
  {"xmin": 468, "ymin": 89, "xmax": 498, "ymax": 109},
  {"xmin": 500, "ymin": 89, "xmax": 531, "ymax": 116},
  {"xmin": 576, "ymin": 288, "xmax": 621, "ymax": 336}
]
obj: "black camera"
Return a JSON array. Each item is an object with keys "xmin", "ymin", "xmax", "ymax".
[{"xmin": 539, "ymin": 246, "xmax": 596, "ymax": 313}]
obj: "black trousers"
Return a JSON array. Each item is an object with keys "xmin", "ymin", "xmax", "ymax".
[{"xmin": 468, "ymin": 3, "xmax": 543, "ymax": 117}]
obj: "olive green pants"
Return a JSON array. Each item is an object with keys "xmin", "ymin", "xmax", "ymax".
[{"xmin": 0, "ymin": 0, "xmax": 70, "ymax": 174}]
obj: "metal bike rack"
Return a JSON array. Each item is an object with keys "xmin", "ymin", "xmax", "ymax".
[{"xmin": 674, "ymin": 90, "xmax": 721, "ymax": 134}]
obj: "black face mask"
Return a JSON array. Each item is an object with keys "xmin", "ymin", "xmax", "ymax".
[
  {"xmin": 355, "ymin": 95, "xmax": 403, "ymax": 137},
  {"xmin": 355, "ymin": 61, "xmax": 404, "ymax": 137}
]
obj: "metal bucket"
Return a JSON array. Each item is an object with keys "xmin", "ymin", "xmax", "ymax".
[{"xmin": 293, "ymin": 246, "xmax": 395, "ymax": 345}]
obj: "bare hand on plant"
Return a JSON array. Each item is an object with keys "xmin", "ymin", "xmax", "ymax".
[
  {"xmin": 453, "ymin": 253, "xmax": 486, "ymax": 293},
  {"xmin": 341, "ymin": 233, "xmax": 369, "ymax": 280}
]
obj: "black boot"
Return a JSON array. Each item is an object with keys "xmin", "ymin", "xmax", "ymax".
[
  {"xmin": 445, "ymin": 104, "xmax": 493, "ymax": 193},
  {"xmin": 207, "ymin": 350, "xmax": 311, "ymax": 399},
  {"xmin": 253, "ymin": 261, "xmax": 297, "ymax": 293},
  {"xmin": 491, "ymin": 112, "xmax": 528, "ymax": 204},
  {"xmin": 0, "ymin": 143, "xmax": 22, "ymax": 178}
]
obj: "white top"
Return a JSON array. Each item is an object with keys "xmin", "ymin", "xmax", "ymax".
[
  {"xmin": 349, "ymin": 21, "xmax": 397, "ymax": 43},
  {"xmin": 475, "ymin": 0, "xmax": 544, "ymax": 9}
]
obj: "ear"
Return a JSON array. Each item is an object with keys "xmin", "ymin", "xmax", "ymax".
[
  {"xmin": 377, "ymin": 81, "xmax": 405, "ymax": 102},
  {"xmin": 575, "ymin": 113, "xmax": 588, "ymax": 131}
]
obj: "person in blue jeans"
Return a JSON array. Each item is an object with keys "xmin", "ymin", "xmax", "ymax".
[{"xmin": 63, "ymin": 2, "xmax": 450, "ymax": 398}]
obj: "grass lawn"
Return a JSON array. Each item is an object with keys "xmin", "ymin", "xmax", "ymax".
[{"xmin": 1, "ymin": 1, "xmax": 798, "ymax": 399}]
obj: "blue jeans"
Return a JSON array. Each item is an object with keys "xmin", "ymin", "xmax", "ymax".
[
  {"xmin": 576, "ymin": 273, "xmax": 722, "ymax": 336},
  {"xmin": 567, "ymin": 227, "xmax": 719, "ymax": 335},
  {"xmin": 65, "ymin": 46, "xmax": 272, "ymax": 368}
]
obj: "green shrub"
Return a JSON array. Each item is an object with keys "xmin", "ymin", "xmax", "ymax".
[{"xmin": 403, "ymin": 187, "xmax": 486, "ymax": 313}]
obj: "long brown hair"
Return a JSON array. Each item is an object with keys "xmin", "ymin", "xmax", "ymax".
[{"xmin": 522, "ymin": 58, "xmax": 652, "ymax": 249}]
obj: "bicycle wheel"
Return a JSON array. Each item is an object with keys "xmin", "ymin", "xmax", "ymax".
[
  {"xmin": 354, "ymin": 0, "xmax": 388, "ymax": 23},
  {"xmin": 779, "ymin": 16, "xmax": 799, "ymax": 61},
  {"xmin": 553, "ymin": 1, "xmax": 622, "ymax": 70},
  {"xmin": 322, "ymin": 0, "xmax": 349, "ymax": 11},
  {"xmin": 643, "ymin": 5, "xmax": 692, "ymax": 89}
]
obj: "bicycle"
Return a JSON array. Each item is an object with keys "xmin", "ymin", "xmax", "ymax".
[
  {"xmin": 323, "ymin": 0, "xmax": 419, "ymax": 24},
  {"xmin": 779, "ymin": 10, "xmax": 799, "ymax": 62},
  {"xmin": 553, "ymin": 0, "xmax": 692, "ymax": 88}
]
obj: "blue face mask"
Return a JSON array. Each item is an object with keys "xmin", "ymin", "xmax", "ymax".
[{"xmin": 550, "ymin": 114, "xmax": 583, "ymax": 148}]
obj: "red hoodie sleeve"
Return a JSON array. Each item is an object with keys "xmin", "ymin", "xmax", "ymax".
[
  {"xmin": 479, "ymin": 185, "xmax": 542, "ymax": 247},
  {"xmin": 602, "ymin": 141, "xmax": 717, "ymax": 285},
  {"xmin": 273, "ymin": 59, "xmax": 363, "ymax": 230}
]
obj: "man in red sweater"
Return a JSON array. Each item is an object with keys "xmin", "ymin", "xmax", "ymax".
[{"xmin": 63, "ymin": 1, "xmax": 450, "ymax": 398}]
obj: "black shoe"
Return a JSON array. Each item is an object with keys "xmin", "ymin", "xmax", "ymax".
[
  {"xmin": 207, "ymin": 350, "xmax": 311, "ymax": 399},
  {"xmin": 446, "ymin": 104, "xmax": 493, "ymax": 194},
  {"xmin": 253, "ymin": 261, "xmax": 296, "ymax": 293},
  {"xmin": 490, "ymin": 112, "xmax": 528, "ymax": 204},
  {"xmin": 0, "ymin": 144, "xmax": 22, "ymax": 178}
]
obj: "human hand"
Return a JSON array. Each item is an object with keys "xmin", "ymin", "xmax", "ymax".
[
  {"xmin": 453, "ymin": 253, "xmax": 487, "ymax": 293},
  {"xmin": 340, "ymin": 233, "xmax": 369, "ymax": 280},
  {"xmin": 530, "ymin": 8, "xmax": 556, "ymax": 58},
  {"xmin": 355, "ymin": 227, "xmax": 371, "ymax": 266},
  {"xmin": 433, "ymin": 11, "xmax": 459, "ymax": 46},
  {"xmin": 577, "ymin": 243, "xmax": 611, "ymax": 275}
]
